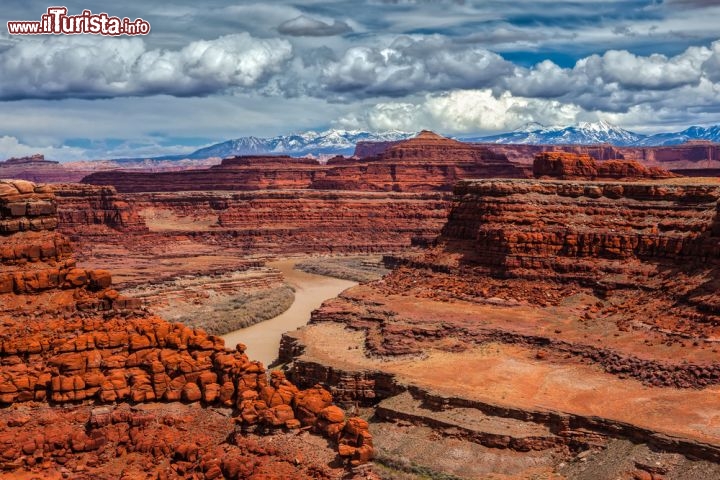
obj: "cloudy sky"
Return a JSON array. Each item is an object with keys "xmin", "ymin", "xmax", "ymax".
[{"xmin": 2, "ymin": 0, "xmax": 720, "ymax": 160}]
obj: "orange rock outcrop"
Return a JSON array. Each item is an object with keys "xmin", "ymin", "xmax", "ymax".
[
  {"xmin": 533, "ymin": 151, "xmax": 678, "ymax": 180},
  {"xmin": 0, "ymin": 179, "xmax": 373, "ymax": 478}
]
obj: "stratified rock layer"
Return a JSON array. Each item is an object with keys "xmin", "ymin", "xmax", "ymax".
[
  {"xmin": 357, "ymin": 138, "xmax": 720, "ymax": 170},
  {"xmin": 82, "ymin": 156, "xmax": 326, "ymax": 193},
  {"xmin": 314, "ymin": 131, "xmax": 529, "ymax": 191},
  {"xmin": 82, "ymin": 131, "xmax": 529, "ymax": 193},
  {"xmin": 281, "ymin": 176, "xmax": 720, "ymax": 473},
  {"xmin": 129, "ymin": 189, "xmax": 451, "ymax": 252},
  {"xmin": 0, "ymin": 179, "xmax": 374, "ymax": 478},
  {"xmin": 533, "ymin": 151, "xmax": 678, "ymax": 180},
  {"xmin": 53, "ymin": 183, "xmax": 149, "ymax": 234}
]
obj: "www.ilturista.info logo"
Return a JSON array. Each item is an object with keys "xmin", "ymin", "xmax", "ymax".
[{"xmin": 7, "ymin": 7, "xmax": 151, "ymax": 35}]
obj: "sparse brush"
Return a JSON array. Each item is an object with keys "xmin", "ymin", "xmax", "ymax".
[
  {"xmin": 295, "ymin": 255, "xmax": 390, "ymax": 283},
  {"xmin": 373, "ymin": 451, "xmax": 466, "ymax": 480},
  {"xmin": 157, "ymin": 285, "xmax": 295, "ymax": 335}
]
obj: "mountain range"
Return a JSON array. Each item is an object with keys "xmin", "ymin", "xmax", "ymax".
[
  {"xmin": 124, "ymin": 130, "xmax": 414, "ymax": 163},
  {"xmin": 114, "ymin": 122, "xmax": 720, "ymax": 163},
  {"xmin": 464, "ymin": 121, "xmax": 720, "ymax": 147}
]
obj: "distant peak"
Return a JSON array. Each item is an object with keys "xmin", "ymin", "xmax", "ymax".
[
  {"xmin": 514, "ymin": 122, "xmax": 547, "ymax": 133},
  {"xmin": 575, "ymin": 120, "xmax": 621, "ymax": 132}
]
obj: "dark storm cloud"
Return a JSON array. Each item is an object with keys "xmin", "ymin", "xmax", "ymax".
[{"xmin": 319, "ymin": 37, "xmax": 515, "ymax": 97}]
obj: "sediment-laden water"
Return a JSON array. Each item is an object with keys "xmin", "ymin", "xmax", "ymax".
[{"xmin": 221, "ymin": 259, "xmax": 356, "ymax": 367}]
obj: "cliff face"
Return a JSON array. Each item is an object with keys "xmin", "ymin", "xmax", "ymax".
[
  {"xmin": 366, "ymin": 177, "xmax": 720, "ymax": 375},
  {"xmin": 57, "ymin": 189, "xmax": 451, "ymax": 255},
  {"xmin": 0, "ymin": 180, "xmax": 374, "ymax": 478},
  {"xmin": 81, "ymin": 164, "xmax": 324, "ymax": 193},
  {"xmin": 279, "ymin": 176, "xmax": 720, "ymax": 474},
  {"xmin": 82, "ymin": 131, "xmax": 530, "ymax": 193},
  {"xmin": 357, "ymin": 139, "xmax": 720, "ymax": 170},
  {"xmin": 312, "ymin": 133, "xmax": 528, "ymax": 191},
  {"xmin": 53, "ymin": 183, "xmax": 149, "ymax": 234},
  {"xmin": 533, "ymin": 151, "xmax": 678, "ymax": 180},
  {"xmin": 440, "ymin": 179, "xmax": 720, "ymax": 289}
]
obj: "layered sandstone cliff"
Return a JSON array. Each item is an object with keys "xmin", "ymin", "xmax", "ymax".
[
  {"xmin": 82, "ymin": 156, "xmax": 325, "ymax": 193},
  {"xmin": 131, "ymin": 190, "xmax": 450, "ymax": 252},
  {"xmin": 53, "ymin": 183, "xmax": 149, "ymax": 234},
  {"xmin": 279, "ymin": 175, "xmax": 720, "ymax": 477},
  {"xmin": 533, "ymin": 151, "xmax": 678, "ymax": 180},
  {"xmin": 313, "ymin": 131, "xmax": 529, "ymax": 192},
  {"xmin": 356, "ymin": 138, "xmax": 720, "ymax": 170},
  {"xmin": 0, "ymin": 179, "xmax": 374, "ymax": 478},
  {"xmin": 82, "ymin": 131, "xmax": 529, "ymax": 193}
]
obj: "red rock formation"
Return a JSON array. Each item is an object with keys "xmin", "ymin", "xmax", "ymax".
[
  {"xmin": 81, "ymin": 132, "xmax": 530, "ymax": 193},
  {"xmin": 533, "ymin": 151, "xmax": 678, "ymax": 180},
  {"xmin": 55, "ymin": 189, "xmax": 451, "ymax": 255},
  {"xmin": 274, "ymin": 175, "xmax": 720, "ymax": 476},
  {"xmin": 281, "ymin": 177, "xmax": 720, "ymax": 392},
  {"xmin": 53, "ymin": 183, "xmax": 149, "ymax": 234},
  {"xmin": 82, "ymin": 156, "xmax": 326, "ymax": 193},
  {"xmin": 357, "ymin": 138, "xmax": 720, "ymax": 171},
  {"xmin": 0, "ymin": 179, "xmax": 374, "ymax": 478},
  {"xmin": 312, "ymin": 131, "xmax": 529, "ymax": 191},
  {"xmin": 1, "ymin": 153, "xmax": 56, "ymax": 165}
]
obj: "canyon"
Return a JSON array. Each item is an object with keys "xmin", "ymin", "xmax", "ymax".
[
  {"xmin": 0, "ymin": 178, "xmax": 377, "ymax": 479},
  {"xmin": 278, "ymin": 152, "xmax": 720, "ymax": 478},
  {"xmin": 3, "ymin": 131, "xmax": 720, "ymax": 479}
]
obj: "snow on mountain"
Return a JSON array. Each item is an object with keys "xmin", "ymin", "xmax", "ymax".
[
  {"xmin": 463, "ymin": 121, "xmax": 646, "ymax": 146},
  {"xmin": 183, "ymin": 129, "xmax": 415, "ymax": 160},
  {"xmin": 636, "ymin": 125, "xmax": 720, "ymax": 146},
  {"xmin": 114, "ymin": 123, "xmax": 720, "ymax": 163}
]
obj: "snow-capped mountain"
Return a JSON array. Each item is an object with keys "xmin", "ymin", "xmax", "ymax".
[
  {"xmin": 464, "ymin": 121, "xmax": 646, "ymax": 146},
  {"xmin": 636, "ymin": 125, "xmax": 720, "ymax": 146},
  {"xmin": 112, "ymin": 123, "xmax": 720, "ymax": 163},
  {"xmin": 177, "ymin": 129, "xmax": 414, "ymax": 160}
]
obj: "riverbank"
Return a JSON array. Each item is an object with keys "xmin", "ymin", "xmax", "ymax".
[{"xmin": 221, "ymin": 259, "xmax": 357, "ymax": 367}]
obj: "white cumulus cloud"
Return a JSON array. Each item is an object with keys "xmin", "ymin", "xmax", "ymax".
[
  {"xmin": 0, "ymin": 33, "xmax": 293, "ymax": 100},
  {"xmin": 339, "ymin": 89, "xmax": 585, "ymax": 133},
  {"xmin": 0, "ymin": 136, "xmax": 85, "ymax": 162}
]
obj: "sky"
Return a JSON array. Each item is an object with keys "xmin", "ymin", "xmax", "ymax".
[{"xmin": 2, "ymin": 0, "xmax": 720, "ymax": 161}]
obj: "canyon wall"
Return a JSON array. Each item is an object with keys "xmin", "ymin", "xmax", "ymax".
[
  {"xmin": 314, "ymin": 131, "xmax": 529, "ymax": 191},
  {"xmin": 134, "ymin": 190, "xmax": 450, "ymax": 252},
  {"xmin": 82, "ymin": 156, "xmax": 325, "ymax": 193},
  {"xmin": 82, "ymin": 131, "xmax": 530, "ymax": 194},
  {"xmin": 356, "ymin": 138, "xmax": 720, "ymax": 170},
  {"xmin": 0, "ymin": 179, "xmax": 375, "ymax": 478},
  {"xmin": 279, "ymin": 174, "xmax": 720, "ymax": 474},
  {"xmin": 439, "ymin": 179, "xmax": 720, "ymax": 290},
  {"xmin": 53, "ymin": 183, "xmax": 149, "ymax": 234},
  {"xmin": 53, "ymin": 187, "xmax": 451, "ymax": 255},
  {"xmin": 532, "ymin": 151, "xmax": 678, "ymax": 180}
]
